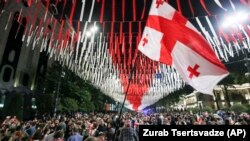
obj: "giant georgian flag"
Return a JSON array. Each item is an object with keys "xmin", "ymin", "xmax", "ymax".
[{"xmin": 138, "ymin": 0, "xmax": 229, "ymax": 94}]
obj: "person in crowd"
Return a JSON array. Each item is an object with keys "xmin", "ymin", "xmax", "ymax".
[
  {"xmin": 113, "ymin": 119, "xmax": 123, "ymax": 141},
  {"xmin": 97, "ymin": 132, "xmax": 106, "ymax": 141},
  {"xmin": 163, "ymin": 117, "xmax": 171, "ymax": 125},
  {"xmin": 106, "ymin": 122, "xmax": 115, "ymax": 141},
  {"xmin": 118, "ymin": 119, "xmax": 138, "ymax": 141},
  {"xmin": 54, "ymin": 130, "xmax": 65, "ymax": 141},
  {"xmin": 67, "ymin": 125, "xmax": 83, "ymax": 141},
  {"xmin": 0, "ymin": 110, "xmax": 250, "ymax": 141},
  {"xmin": 84, "ymin": 136, "xmax": 99, "ymax": 141},
  {"xmin": 97, "ymin": 118, "xmax": 107, "ymax": 133},
  {"xmin": 89, "ymin": 122, "xmax": 99, "ymax": 137},
  {"xmin": 25, "ymin": 121, "xmax": 36, "ymax": 137},
  {"xmin": 32, "ymin": 128, "xmax": 44, "ymax": 141},
  {"xmin": 45, "ymin": 125, "xmax": 64, "ymax": 141},
  {"xmin": 59, "ymin": 117, "xmax": 67, "ymax": 132}
]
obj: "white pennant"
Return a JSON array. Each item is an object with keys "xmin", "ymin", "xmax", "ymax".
[
  {"xmin": 214, "ymin": 0, "xmax": 227, "ymax": 11},
  {"xmin": 80, "ymin": 0, "xmax": 86, "ymax": 22},
  {"xmin": 88, "ymin": 0, "xmax": 95, "ymax": 22},
  {"xmin": 229, "ymin": 0, "xmax": 236, "ymax": 11}
]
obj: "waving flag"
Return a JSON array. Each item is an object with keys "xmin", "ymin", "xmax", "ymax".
[{"xmin": 138, "ymin": 0, "xmax": 229, "ymax": 94}]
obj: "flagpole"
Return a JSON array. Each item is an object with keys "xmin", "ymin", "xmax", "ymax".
[{"xmin": 113, "ymin": 56, "xmax": 138, "ymax": 141}]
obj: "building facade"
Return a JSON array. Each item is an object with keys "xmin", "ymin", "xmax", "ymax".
[
  {"xmin": 171, "ymin": 84, "xmax": 250, "ymax": 110},
  {"xmin": 0, "ymin": 1, "xmax": 70, "ymax": 119}
]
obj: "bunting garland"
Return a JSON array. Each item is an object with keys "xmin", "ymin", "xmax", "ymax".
[
  {"xmin": 200, "ymin": 0, "xmax": 211, "ymax": 16},
  {"xmin": 80, "ymin": 0, "xmax": 86, "ymax": 22},
  {"xmin": 133, "ymin": 0, "xmax": 136, "ymax": 21},
  {"xmin": 100, "ymin": 0, "xmax": 105, "ymax": 23},
  {"xmin": 214, "ymin": 0, "xmax": 228, "ymax": 11},
  {"xmin": 1, "ymin": 0, "xmax": 250, "ymax": 111},
  {"xmin": 176, "ymin": 0, "xmax": 182, "ymax": 14},
  {"xmin": 188, "ymin": 0, "xmax": 195, "ymax": 17},
  {"xmin": 140, "ymin": 0, "xmax": 146, "ymax": 20}
]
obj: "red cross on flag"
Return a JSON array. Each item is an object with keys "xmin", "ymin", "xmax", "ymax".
[{"xmin": 138, "ymin": 0, "xmax": 229, "ymax": 94}]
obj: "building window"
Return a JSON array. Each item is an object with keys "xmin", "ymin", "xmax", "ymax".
[
  {"xmin": 40, "ymin": 65, "xmax": 44, "ymax": 74},
  {"xmin": 0, "ymin": 0, "xmax": 5, "ymax": 12},
  {"xmin": 230, "ymin": 102, "xmax": 234, "ymax": 106},
  {"xmin": 3, "ymin": 67, "xmax": 12, "ymax": 82},
  {"xmin": 22, "ymin": 73, "xmax": 29, "ymax": 86},
  {"xmin": 8, "ymin": 50, "xmax": 15, "ymax": 63},
  {"xmin": 222, "ymin": 102, "xmax": 225, "ymax": 106},
  {"xmin": 246, "ymin": 93, "xmax": 250, "ymax": 100},
  {"xmin": 1, "ymin": 12, "xmax": 26, "ymax": 71},
  {"xmin": 220, "ymin": 93, "xmax": 225, "ymax": 100}
]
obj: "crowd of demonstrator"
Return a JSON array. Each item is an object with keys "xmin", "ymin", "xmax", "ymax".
[{"xmin": 0, "ymin": 110, "xmax": 250, "ymax": 141}]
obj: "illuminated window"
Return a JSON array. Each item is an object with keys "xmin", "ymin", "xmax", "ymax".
[
  {"xmin": 230, "ymin": 102, "xmax": 234, "ymax": 106},
  {"xmin": 220, "ymin": 93, "xmax": 225, "ymax": 100}
]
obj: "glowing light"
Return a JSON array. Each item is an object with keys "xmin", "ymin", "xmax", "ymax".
[
  {"xmin": 90, "ymin": 26, "xmax": 98, "ymax": 33},
  {"xmin": 236, "ymin": 11, "xmax": 249, "ymax": 22},
  {"xmin": 222, "ymin": 11, "xmax": 249, "ymax": 28},
  {"xmin": 14, "ymin": 79, "xmax": 18, "ymax": 87},
  {"xmin": 86, "ymin": 31, "xmax": 91, "ymax": 37},
  {"xmin": 222, "ymin": 16, "xmax": 235, "ymax": 28},
  {"xmin": 31, "ymin": 83, "xmax": 35, "ymax": 90},
  {"xmin": 85, "ymin": 25, "xmax": 99, "ymax": 38}
]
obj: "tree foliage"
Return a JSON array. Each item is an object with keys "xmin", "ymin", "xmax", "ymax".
[
  {"xmin": 203, "ymin": 106, "xmax": 213, "ymax": 113},
  {"xmin": 36, "ymin": 62, "xmax": 107, "ymax": 114},
  {"xmin": 59, "ymin": 97, "xmax": 78, "ymax": 112},
  {"xmin": 155, "ymin": 85, "xmax": 194, "ymax": 108},
  {"xmin": 35, "ymin": 93, "xmax": 54, "ymax": 114},
  {"xmin": 230, "ymin": 104, "xmax": 247, "ymax": 113}
]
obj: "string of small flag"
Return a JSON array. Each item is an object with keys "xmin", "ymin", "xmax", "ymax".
[{"xmin": 0, "ymin": 0, "xmax": 250, "ymax": 110}]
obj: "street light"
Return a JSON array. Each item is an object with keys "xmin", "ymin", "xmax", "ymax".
[
  {"xmin": 0, "ymin": 89, "xmax": 6, "ymax": 108},
  {"xmin": 85, "ymin": 25, "xmax": 99, "ymax": 38},
  {"xmin": 222, "ymin": 11, "xmax": 250, "ymax": 81},
  {"xmin": 222, "ymin": 11, "xmax": 249, "ymax": 28},
  {"xmin": 53, "ymin": 68, "xmax": 65, "ymax": 117},
  {"xmin": 86, "ymin": 31, "xmax": 91, "ymax": 37},
  {"xmin": 90, "ymin": 25, "xmax": 98, "ymax": 33}
]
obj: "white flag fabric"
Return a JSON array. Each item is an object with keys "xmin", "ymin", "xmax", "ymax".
[{"xmin": 138, "ymin": 0, "xmax": 229, "ymax": 94}]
